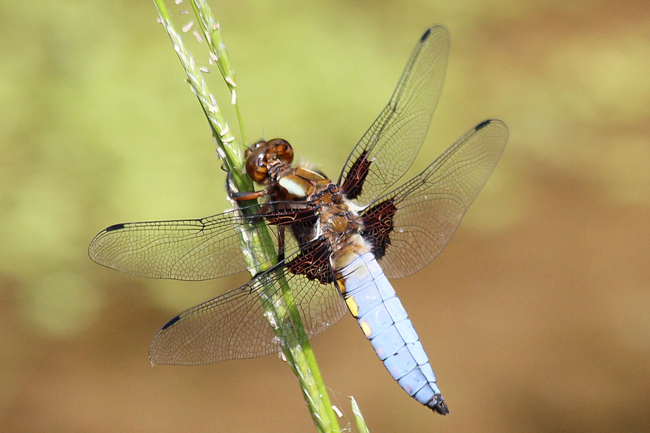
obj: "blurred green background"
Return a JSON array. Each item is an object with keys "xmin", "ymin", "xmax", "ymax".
[{"xmin": 1, "ymin": 0, "xmax": 649, "ymax": 432}]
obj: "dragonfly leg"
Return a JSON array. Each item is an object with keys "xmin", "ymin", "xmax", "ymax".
[{"xmin": 227, "ymin": 171, "xmax": 268, "ymax": 201}]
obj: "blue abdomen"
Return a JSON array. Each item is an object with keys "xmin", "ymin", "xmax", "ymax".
[{"xmin": 336, "ymin": 252, "xmax": 448, "ymax": 414}]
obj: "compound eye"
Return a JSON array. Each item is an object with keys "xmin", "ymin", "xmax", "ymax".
[
  {"xmin": 249, "ymin": 166, "xmax": 268, "ymax": 183},
  {"xmin": 266, "ymin": 139, "xmax": 294, "ymax": 164},
  {"xmin": 245, "ymin": 141, "xmax": 272, "ymax": 183}
]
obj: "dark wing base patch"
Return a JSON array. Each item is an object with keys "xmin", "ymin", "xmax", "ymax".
[
  {"xmin": 340, "ymin": 151, "xmax": 371, "ymax": 200},
  {"xmin": 361, "ymin": 199, "xmax": 398, "ymax": 260},
  {"xmin": 286, "ymin": 238, "xmax": 333, "ymax": 284}
]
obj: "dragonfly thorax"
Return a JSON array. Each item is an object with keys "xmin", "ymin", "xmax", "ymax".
[
  {"xmin": 275, "ymin": 166, "xmax": 330, "ymax": 199},
  {"xmin": 317, "ymin": 192, "xmax": 368, "ymax": 269}
]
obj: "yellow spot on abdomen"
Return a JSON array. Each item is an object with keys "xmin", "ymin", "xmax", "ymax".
[
  {"xmin": 336, "ymin": 278, "xmax": 347, "ymax": 294},
  {"xmin": 360, "ymin": 319, "xmax": 372, "ymax": 337},
  {"xmin": 345, "ymin": 296, "xmax": 359, "ymax": 317}
]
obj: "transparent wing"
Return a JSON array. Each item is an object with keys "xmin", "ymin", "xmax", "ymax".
[
  {"xmin": 362, "ymin": 119, "xmax": 509, "ymax": 279},
  {"xmin": 149, "ymin": 245, "xmax": 347, "ymax": 365},
  {"xmin": 88, "ymin": 202, "xmax": 314, "ymax": 281},
  {"xmin": 338, "ymin": 26, "xmax": 450, "ymax": 206}
]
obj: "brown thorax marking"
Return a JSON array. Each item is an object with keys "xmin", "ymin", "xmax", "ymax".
[{"xmin": 244, "ymin": 138, "xmax": 367, "ymax": 258}]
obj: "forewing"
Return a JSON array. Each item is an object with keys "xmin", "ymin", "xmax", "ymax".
[
  {"xmin": 338, "ymin": 26, "xmax": 450, "ymax": 206},
  {"xmin": 88, "ymin": 202, "xmax": 310, "ymax": 281},
  {"xmin": 149, "ymin": 243, "xmax": 346, "ymax": 365},
  {"xmin": 363, "ymin": 119, "xmax": 509, "ymax": 279}
]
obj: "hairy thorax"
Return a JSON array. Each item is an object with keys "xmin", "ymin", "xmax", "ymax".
[{"xmin": 265, "ymin": 160, "xmax": 372, "ymax": 273}]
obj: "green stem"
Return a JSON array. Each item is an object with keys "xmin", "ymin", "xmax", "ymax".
[
  {"xmin": 187, "ymin": 0, "xmax": 246, "ymax": 146},
  {"xmin": 152, "ymin": 1, "xmax": 340, "ymax": 431},
  {"xmin": 351, "ymin": 396, "xmax": 370, "ymax": 433}
]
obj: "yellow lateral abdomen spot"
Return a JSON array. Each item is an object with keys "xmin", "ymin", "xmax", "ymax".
[
  {"xmin": 345, "ymin": 296, "xmax": 359, "ymax": 317},
  {"xmin": 360, "ymin": 319, "xmax": 372, "ymax": 337}
]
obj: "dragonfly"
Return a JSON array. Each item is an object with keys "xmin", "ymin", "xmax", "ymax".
[{"xmin": 88, "ymin": 26, "xmax": 508, "ymax": 415}]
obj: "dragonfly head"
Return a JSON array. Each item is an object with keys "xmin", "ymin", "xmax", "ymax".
[{"xmin": 245, "ymin": 139, "xmax": 294, "ymax": 183}]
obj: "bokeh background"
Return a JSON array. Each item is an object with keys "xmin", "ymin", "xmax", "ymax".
[{"xmin": 1, "ymin": 0, "xmax": 649, "ymax": 432}]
